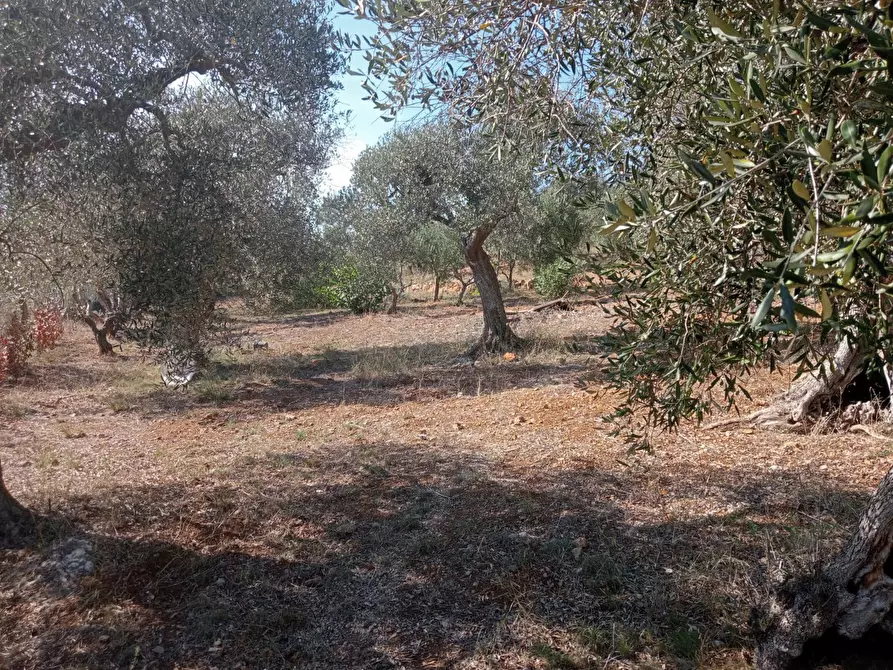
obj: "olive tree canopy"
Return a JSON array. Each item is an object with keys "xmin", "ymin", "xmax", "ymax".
[
  {"xmin": 1, "ymin": 0, "xmax": 338, "ymax": 161},
  {"xmin": 1, "ymin": 0, "xmax": 340, "ymax": 304},
  {"xmin": 346, "ymin": 123, "xmax": 540, "ymax": 350},
  {"xmin": 0, "ymin": 0, "xmax": 340, "ymax": 545}
]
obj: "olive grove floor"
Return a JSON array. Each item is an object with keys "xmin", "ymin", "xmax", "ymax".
[{"xmin": 1, "ymin": 296, "xmax": 890, "ymax": 669}]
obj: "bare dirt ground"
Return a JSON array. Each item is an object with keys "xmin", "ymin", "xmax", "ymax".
[{"xmin": 1, "ymin": 295, "xmax": 890, "ymax": 669}]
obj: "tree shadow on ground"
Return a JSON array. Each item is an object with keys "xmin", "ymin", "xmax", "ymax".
[
  {"xmin": 7, "ymin": 359, "xmax": 142, "ymax": 393},
  {"xmin": 125, "ymin": 338, "xmax": 607, "ymax": 417},
  {"xmin": 272, "ymin": 309, "xmax": 353, "ymax": 329},
  {"xmin": 1, "ymin": 440, "xmax": 876, "ymax": 669}
]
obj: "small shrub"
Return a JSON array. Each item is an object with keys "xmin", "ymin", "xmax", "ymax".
[
  {"xmin": 533, "ymin": 258, "xmax": 576, "ymax": 299},
  {"xmin": 350, "ymin": 347, "xmax": 416, "ymax": 384},
  {"xmin": 0, "ymin": 399, "xmax": 29, "ymax": 419},
  {"xmin": 193, "ymin": 379, "xmax": 233, "ymax": 404},
  {"xmin": 0, "ymin": 311, "xmax": 36, "ymax": 382},
  {"xmin": 317, "ymin": 265, "xmax": 389, "ymax": 314},
  {"xmin": 0, "ymin": 305, "xmax": 64, "ymax": 382},
  {"xmin": 32, "ymin": 307, "xmax": 65, "ymax": 350},
  {"xmin": 266, "ymin": 270, "xmax": 332, "ymax": 311},
  {"xmin": 106, "ymin": 393, "xmax": 134, "ymax": 413}
]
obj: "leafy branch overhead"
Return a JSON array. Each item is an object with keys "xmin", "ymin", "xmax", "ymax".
[{"xmin": 348, "ymin": 0, "xmax": 893, "ymax": 437}]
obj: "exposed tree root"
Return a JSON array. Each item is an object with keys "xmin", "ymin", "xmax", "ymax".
[
  {"xmin": 465, "ymin": 328, "xmax": 524, "ymax": 358},
  {"xmin": 848, "ymin": 423, "xmax": 893, "ymax": 440},
  {"xmin": 706, "ymin": 339, "xmax": 871, "ymax": 434},
  {"xmin": 706, "ymin": 338, "xmax": 893, "ymax": 668}
]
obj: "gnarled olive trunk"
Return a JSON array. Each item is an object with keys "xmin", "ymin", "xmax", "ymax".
[
  {"xmin": 462, "ymin": 223, "xmax": 520, "ymax": 355},
  {"xmin": 757, "ymin": 462, "xmax": 893, "ymax": 669},
  {"xmin": 745, "ymin": 338, "xmax": 866, "ymax": 429},
  {"xmin": 786, "ymin": 338, "xmax": 865, "ymax": 423},
  {"xmin": 81, "ymin": 313, "xmax": 121, "ymax": 355},
  {"xmin": 454, "ymin": 272, "xmax": 474, "ymax": 306},
  {"xmin": 0, "ymin": 457, "xmax": 32, "ymax": 548},
  {"xmin": 386, "ymin": 286, "xmax": 399, "ymax": 314},
  {"xmin": 433, "ymin": 275, "xmax": 440, "ymax": 303}
]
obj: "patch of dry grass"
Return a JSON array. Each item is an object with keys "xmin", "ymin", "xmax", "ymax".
[{"xmin": 0, "ymin": 301, "xmax": 889, "ymax": 669}]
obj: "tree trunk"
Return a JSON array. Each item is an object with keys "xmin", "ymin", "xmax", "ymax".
[
  {"xmin": 81, "ymin": 314, "xmax": 119, "ymax": 355},
  {"xmin": 0, "ymin": 457, "xmax": 33, "ymax": 548},
  {"xmin": 463, "ymin": 225, "xmax": 521, "ymax": 355},
  {"xmin": 433, "ymin": 275, "xmax": 440, "ymax": 303},
  {"xmin": 756, "ymin": 462, "xmax": 893, "ymax": 669},
  {"xmin": 455, "ymin": 275, "xmax": 473, "ymax": 306},
  {"xmin": 742, "ymin": 338, "xmax": 866, "ymax": 430},
  {"xmin": 499, "ymin": 260, "xmax": 515, "ymax": 289},
  {"xmin": 387, "ymin": 286, "xmax": 399, "ymax": 315}
]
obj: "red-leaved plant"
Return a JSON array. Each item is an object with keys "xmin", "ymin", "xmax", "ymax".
[
  {"xmin": 32, "ymin": 307, "xmax": 64, "ymax": 351},
  {"xmin": 0, "ymin": 312, "xmax": 35, "ymax": 382},
  {"xmin": 0, "ymin": 305, "xmax": 62, "ymax": 383}
]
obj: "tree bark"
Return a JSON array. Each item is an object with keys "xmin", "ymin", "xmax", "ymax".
[
  {"xmin": 756, "ymin": 462, "xmax": 893, "ymax": 669},
  {"xmin": 386, "ymin": 286, "xmax": 399, "ymax": 315},
  {"xmin": 433, "ymin": 275, "xmax": 440, "ymax": 303},
  {"xmin": 786, "ymin": 338, "xmax": 864, "ymax": 423},
  {"xmin": 80, "ymin": 314, "xmax": 119, "ymax": 355},
  {"xmin": 499, "ymin": 260, "xmax": 516, "ymax": 289},
  {"xmin": 462, "ymin": 224, "xmax": 521, "ymax": 355},
  {"xmin": 726, "ymin": 338, "xmax": 867, "ymax": 431},
  {"xmin": 3, "ymin": 54, "xmax": 229, "ymax": 162},
  {"xmin": 0, "ymin": 457, "xmax": 33, "ymax": 548},
  {"xmin": 454, "ymin": 271, "xmax": 474, "ymax": 306}
]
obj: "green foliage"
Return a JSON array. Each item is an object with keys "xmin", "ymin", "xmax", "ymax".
[
  {"xmin": 349, "ymin": 0, "xmax": 893, "ymax": 440},
  {"xmin": 272, "ymin": 271, "xmax": 333, "ymax": 312},
  {"xmin": 410, "ymin": 223, "xmax": 465, "ymax": 281},
  {"xmin": 534, "ymin": 258, "xmax": 576, "ymax": 299},
  {"xmin": 343, "ymin": 123, "xmax": 541, "ymax": 275},
  {"xmin": 594, "ymin": 4, "xmax": 893, "ymax": 440},
  {"xmin": 318, "ymin": 266, "xmax": 390, "ymax": 314},
  {"xmin": 494, "ymin": 182, "xmax": 599, "ymax": 268},
  {"xmin": 1, "ymin": 0, "xmax": 340, "ymax": 354}
]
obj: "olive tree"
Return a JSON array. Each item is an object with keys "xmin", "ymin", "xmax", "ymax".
[
  {"xmin": 0, "ymin": 0, "xmax": 339, "ymax": 545},
  {"xmin": 492, "ymin": 182, "xmax": 597, "ymax": 288},
  {"xmin": 346, "ymin": 0, "xmax": 893, "ymax": 665},
  {"xmin": 410, "ymin": 222, "xmax": 465, "ymax": 302},
  {"xmin": 97, "ymin": 92, "xmax": 331, "ymax": 352},
  {"xmin": 348, "ymin": 123, "xmax": 539, "ymax": 352}
]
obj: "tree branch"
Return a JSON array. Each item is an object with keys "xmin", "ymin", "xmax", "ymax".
[{"xmin": 1, "ymin": 54, "xmax": 228, "ymax": 162}]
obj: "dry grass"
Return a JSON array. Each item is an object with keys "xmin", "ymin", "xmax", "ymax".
[{"xmin": 0, "ymin": 298, "xmax": 889, "ymax": 669}]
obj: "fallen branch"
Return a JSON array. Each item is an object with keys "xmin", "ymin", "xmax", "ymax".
[
  {"xmin": 528, "ymin": 297, "xmax": 571, "ymax": 313},
  {"xmin": 506, "ymin": 295, "xmax": 573, "ymax": 317}
]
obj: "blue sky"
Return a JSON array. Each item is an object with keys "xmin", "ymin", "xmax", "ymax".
[{"xmin": 322, "ymin": 11, "xmax": 403, "ymax": 193}]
